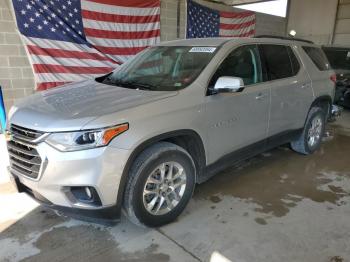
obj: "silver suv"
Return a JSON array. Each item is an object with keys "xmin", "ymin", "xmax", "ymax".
[{"xmin": 6, "ymin": 37, "xmax": 336, "ymax": 227}]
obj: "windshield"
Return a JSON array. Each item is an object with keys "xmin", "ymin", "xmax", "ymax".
[
  {"xmin": 323, "ymin": 47, "xmax": 350, "ymax": 71},
  {"xmin": 98, "ymin": 46, "xmax": 218, "ymax": 91}
]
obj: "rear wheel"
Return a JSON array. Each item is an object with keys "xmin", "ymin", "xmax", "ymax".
[
  {"xmin": 291, "ymin": 107, "xmax": 325, "ymax": 155},
  {"xmin": 123, "ymin": 142, "xmax": 196, "ymax": 227}
]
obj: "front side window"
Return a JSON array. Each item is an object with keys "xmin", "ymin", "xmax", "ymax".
[
  {"xmin": 287, "ymin": 47, "xmax": 301, "ymax": 75},
  {"xmin": 99, "ymin": 46, "xmax": 218, "ymax": 91},
  {"xmin": 302, "ymin": 46, "xmax": 330, "ymax": 71},
  {"xmin": 260, "ymin": 44, "xmax": 296, "ymax": 80},
  {"xmin": 209, "ymin": 45, "xmax": 263, "ymax": 88}
]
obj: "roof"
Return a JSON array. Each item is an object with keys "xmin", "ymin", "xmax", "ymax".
[{"xmin": 158, "ymin": 37, "xmax": 318, "ymax": 47}]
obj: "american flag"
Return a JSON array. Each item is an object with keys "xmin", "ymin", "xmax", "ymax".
[
  {"xmin": 12, "ymin": 0, "xmax": 160, "ymax": 90},
  {"xmin": 186, "ymin": 0, "xmax": 255, "ymax": 39}
]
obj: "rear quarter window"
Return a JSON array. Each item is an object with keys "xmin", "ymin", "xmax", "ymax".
[{"xmin": 302, "ymin": 46, "xmax": 330, "ymax": 71}]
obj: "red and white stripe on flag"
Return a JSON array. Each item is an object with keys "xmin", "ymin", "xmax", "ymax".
[
  {"xmin": 82, "ymin": 0, "xmax": 160, "ymax": 64},
  {"xmin": 219, "ymin": 10, "xmax": 256, "ymax": 37},
  {"xmin": 24, "ymin": 36, "xmax": 119, "ymax": 90},
  {"xmin": 13, "ymin": 0, "xmax": 160, "ymax": 91}
]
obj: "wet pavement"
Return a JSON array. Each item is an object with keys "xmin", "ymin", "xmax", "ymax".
[
  {"xmin": 1, "ymin": 111, "xmax": 350, "ymax": 262},
  {"xmin": 195, "ymin": 132, "xmax": 350, "ymax": 218}
]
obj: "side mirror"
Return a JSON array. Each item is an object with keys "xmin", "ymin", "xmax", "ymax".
[{"xmin": 213, "ymin": 76, "xmax": 244, "ymax": 93}]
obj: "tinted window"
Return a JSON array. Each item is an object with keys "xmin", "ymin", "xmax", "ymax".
[
  {"xmin": 323, "ymin": 47, "xmax": 350, "ymax": 70},
  {"xmin": 302, "ymin": 46, "xmax": 330, "ymax": 71},
  {"xmin": 260, "ymin": 45, "xmax": 295, "ymax": 80},
  {"xmin": 287, "ymin": 47, "xmax": 300, "ymax": 75},
  {"xmin": 209, "ymin": 45, "xmax": 263, "ymax": 88}
]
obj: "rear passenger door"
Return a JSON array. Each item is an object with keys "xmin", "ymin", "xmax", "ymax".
[{"xmin": 259, "ymin": 44, "xmax": 313, "ymax": 137}]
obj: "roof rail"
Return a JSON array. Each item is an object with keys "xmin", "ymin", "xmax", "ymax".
[{"xmin": 255, "ymin": 35, "xmax": 314, "ymax": 44}]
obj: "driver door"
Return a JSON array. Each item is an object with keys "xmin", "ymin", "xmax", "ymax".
[{"xmin": 205, "ymin": 44, "xmax": 271, "ymax": 164}]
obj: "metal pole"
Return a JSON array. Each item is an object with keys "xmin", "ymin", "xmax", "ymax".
[
  {"xmin": 284, "ymin": 0, "xmax": 292, "ymax": 37},
  {"xmin": 330, "ymin": 0, "xmax": 340, "ymax": 45},
  {"xmin": 177, "ymin": 0, "xmax": 181, "ymax": 38}
]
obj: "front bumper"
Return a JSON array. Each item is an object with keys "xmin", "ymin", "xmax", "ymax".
[
  {"xmin": 8, "ymin": 141, "xmax": 131, "ymax": 221},
  {"xmin": 9, "ymin": 173, "xmax": 120, "ymax": 223}
]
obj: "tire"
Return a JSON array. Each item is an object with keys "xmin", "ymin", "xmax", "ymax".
[
  {"xmin": 291, "ymin": 107, "xmax": 326, "ymax": 155},
  {"xmin": 123, "ymin": 142, "xmax": 196, "ymax": 227}
]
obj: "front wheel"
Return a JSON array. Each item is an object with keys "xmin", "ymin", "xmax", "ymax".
[
  {"xmin": 291, "ymin": 106, "xmax": 326, "ymax": 155},
  {"xmin": 123, "ymin": 142, "xmax": 196, "ymax": 227}
]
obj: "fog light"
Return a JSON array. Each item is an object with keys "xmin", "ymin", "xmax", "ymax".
[
  {"xmin": 85, "ymin": 187, "xmax": 92, "ymax": 199},
  {"xmin": 67, "ymin": 186, "xmax": 102, "ymax": 207}
]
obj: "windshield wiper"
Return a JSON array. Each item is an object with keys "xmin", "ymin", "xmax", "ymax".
[
  {"xmin": 126, "ymin": 81, "xmax": 156, "ymax": 90},
  {"xmin": 102, "ymin": 77, "xmax": 156, "ymax": 90}
]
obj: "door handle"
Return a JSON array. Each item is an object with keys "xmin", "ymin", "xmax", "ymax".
[
  {"xmin": 301, "ymin": 83, "xmax": 310, "ymax": 89},
  {"xmin": 255, "ymin": 93, "xmax": 266, "ymax": 100}
]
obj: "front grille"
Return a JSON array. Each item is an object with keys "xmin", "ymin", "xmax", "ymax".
[
  {"xmin": 7, "ymin": 125, "xmax": 47, "ymax": 179},
  {"xmin": 11, "ymin": 124, "xmax": 45, "ymax": 142}
]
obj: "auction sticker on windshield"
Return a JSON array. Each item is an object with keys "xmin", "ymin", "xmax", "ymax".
[{"xmin": 189, "ymin": 47, "xmax": 216, "ymax": 53}]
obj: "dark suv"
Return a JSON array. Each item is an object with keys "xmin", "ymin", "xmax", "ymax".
[{"xmin": 323, "ymin": 46, "xmax": 350, "ymax": 108}]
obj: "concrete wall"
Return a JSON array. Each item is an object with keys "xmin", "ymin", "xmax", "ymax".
[
  {"xmin": 160, "ymin": 0, "xmax": 187, "ymax": 41},
  {"xmin": 0, "ymin": 0, "xmax": 286, "ymax": 114},
  {"xmin": 287, "ymin": 0, "xmax": 339, "ymax": 45},
  {"xmin": 287, "ymin": 0, "xmax": 350, "ymax": 45},
  {"xmin": 333, "ymin": 0, "xmax": 350, "ymax": 45},
  {"xmin": 0, "ymin": 0, "xmax": 34, "ymax": 113},
  {"xmin": 254, "ymin": 11, "xmax": 286, "ymax": 36}
]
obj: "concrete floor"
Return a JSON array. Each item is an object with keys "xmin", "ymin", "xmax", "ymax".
[{"xmin": 1, "ymin": 111, "xmax": 350, "ymax": 262}]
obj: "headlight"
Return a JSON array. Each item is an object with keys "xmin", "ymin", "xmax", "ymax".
[{"xmin": 46, "ymin": 123, "xmax": 129, "ymax": 152}]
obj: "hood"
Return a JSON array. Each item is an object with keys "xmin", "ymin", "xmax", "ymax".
[{"xmin": 9, "ymin": 80, "xmax": 177, "ymax": 132}]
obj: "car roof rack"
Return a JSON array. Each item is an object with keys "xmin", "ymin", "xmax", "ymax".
[{"xmin": 255, "ymin": 35, "xmax": 314, "ymax": 44}]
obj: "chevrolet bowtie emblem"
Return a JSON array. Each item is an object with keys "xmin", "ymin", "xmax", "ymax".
[{"xmin": 4, "ymin": 130, "xmax": 12, "ymax": 142}]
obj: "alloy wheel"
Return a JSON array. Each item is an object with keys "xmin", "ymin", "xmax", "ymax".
[
  {"xmin": 142, "ymin": 162, "xmax": 187, "ymax": 216},
  {"xmin": 307, "ymin": 116, "xmax": 323, "ymax": 148}
]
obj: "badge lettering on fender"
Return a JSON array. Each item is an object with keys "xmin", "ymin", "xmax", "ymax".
[{"xmin": 212, "ymin": 117, "xmax": 238, "ymax": 128}]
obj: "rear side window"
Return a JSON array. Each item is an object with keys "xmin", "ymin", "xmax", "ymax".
[
  {"xmin": 259, "ymin": 45, "xmax": 298, "ymax": 80},
  {"xmin": 302, "ymin": 46, "xmax": 330, "ymax": 71}
]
